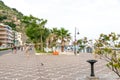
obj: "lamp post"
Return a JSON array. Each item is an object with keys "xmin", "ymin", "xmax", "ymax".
[{"xmin": 74, "ymin": 27, "xmax": 79, "ymax": 55}]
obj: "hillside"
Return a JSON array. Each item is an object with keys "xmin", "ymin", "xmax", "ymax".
[{"xmin": 0, "ymin": 0, "xmax": 23, "ymax": 30}]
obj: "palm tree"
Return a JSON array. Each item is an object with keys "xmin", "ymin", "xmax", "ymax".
[
  {"xmin": 56, "ymin": 27, "xmax": 71, "ymax": 52},
  {"xmin": 21, "ymin": 15, "xmax": 49, "ymax": 52},
  {"xmin": 77, "ymin": 37, "xmax": 88, "ymax": 52},
  {"xmin": 45, "ymin": 28, "xmax": 58, "ymax": 51},
  {"xmin": 43, "ymin": 27, "xmax": 51, "ymax": 48},
  {"xmin": 38, "ymin": 20, "xmax": 47, "ymax": 51}
]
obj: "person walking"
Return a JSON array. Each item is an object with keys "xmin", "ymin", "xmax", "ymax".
[
  {"xmin": 25, "ymin": 45, "xmax": 30, "ymax": 57},
  {"xmin": 13, "ymin": 46, "xmax": 17, "ymax": 54}
]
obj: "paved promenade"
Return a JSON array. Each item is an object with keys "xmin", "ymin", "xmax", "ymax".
[{"xmin": 0, "ymin": 50, "xmax": 118, "ymax": 80}]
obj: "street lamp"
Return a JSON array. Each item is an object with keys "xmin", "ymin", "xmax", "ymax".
[{"xmin": 74, "ymin": 27, "xmax": 79, "ymax": 55}]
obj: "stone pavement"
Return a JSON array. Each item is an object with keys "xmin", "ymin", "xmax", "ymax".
[{"xmin": 0, "ymin": 50, "xmax": 118, "ymax": 80}]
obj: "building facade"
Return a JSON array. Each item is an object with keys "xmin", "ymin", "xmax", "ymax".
[
  {"xmin": 0, "ymin": 24, "xmax": 13, "ymax": 48},
  {"xmin": 0, "ymin": 24, "xmax": 23, "ymax": 49},
  {"xmin": 13, "ymin": 31, "xmax": 23, "ymax": 47}
]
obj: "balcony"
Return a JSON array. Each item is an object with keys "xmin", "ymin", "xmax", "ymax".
[
  {"xmin": 0, "ymin": 28, "xmax": 7, "ymax": 31},
  {"xmin": 0, "ymin": 40, "xmax": 7, "ymax": 43},
  {"xmin": 0, "ymin": 36, "xmax": 8, "ymax": 39},
  {"xmin": 0, "ymin": 40, "xmax": 13, "ymax": 44},
  {"xmin": 7, "ymin": 33, "xmax": 13, "ymax": 37},
  {"xmin": 0, "ymin": 32, "xmax": 7, "ymax": 35}
]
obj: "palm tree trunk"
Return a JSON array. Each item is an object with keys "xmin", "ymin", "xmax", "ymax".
[
  {"xmin": 61, "ymin": 40, "xmax": 64, "ymax": 52},
  {"xmin": 40, "ymin": 35, "xmax": 43, "ymax": 51},
  {"xmin": 61, "ymin": 46, "xmax": 64, "ymax": 52}
]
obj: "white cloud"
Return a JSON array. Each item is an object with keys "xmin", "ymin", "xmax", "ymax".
[{"xmin": 2, "ymin": 0, "xmax": 120, "ymax": 40}]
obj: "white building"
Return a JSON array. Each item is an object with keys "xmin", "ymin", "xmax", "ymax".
[{"xmin": 13, "ymin": 31, "xmax": 23, "ymax": 47}]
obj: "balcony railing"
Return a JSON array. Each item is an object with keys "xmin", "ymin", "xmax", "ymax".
[
  {"xmin": 0, "ymin": 36, "xmax": 8, "ymax": 39},
  {"xmin": 0, "ymin": 40, "xmax": 13, "ymax": 43},
  {"xmin": 0, "ymin": 32, "xmax": 7, "ymax": 34}
]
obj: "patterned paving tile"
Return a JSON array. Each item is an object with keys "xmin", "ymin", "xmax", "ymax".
[{"xmin": 0, "ymin": 50, "xmax": 118, "ymax": 80}]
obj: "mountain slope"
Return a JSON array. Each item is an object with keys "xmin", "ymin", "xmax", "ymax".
[{"xmin": 0, "ymin": 0, "xmax": 23, "ymax": 30}]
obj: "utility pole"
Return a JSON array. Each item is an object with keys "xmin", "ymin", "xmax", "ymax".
[
  {"xmin": 74, "ymin": 27, "xmax": 76, "ymax": 55},
  {"xmin": 74, "ymin": 27, "xmax": 79, "ymax": 55}
]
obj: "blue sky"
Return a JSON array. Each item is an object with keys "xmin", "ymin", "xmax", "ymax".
[{"xmin": 3, "ymin": 0, "xmax": 120, "ymax": 40}]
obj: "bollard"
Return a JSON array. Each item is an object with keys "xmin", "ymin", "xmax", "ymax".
[{"xmin": 87, "ymin": 60, "xmax": 97, "ymax": 77}]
